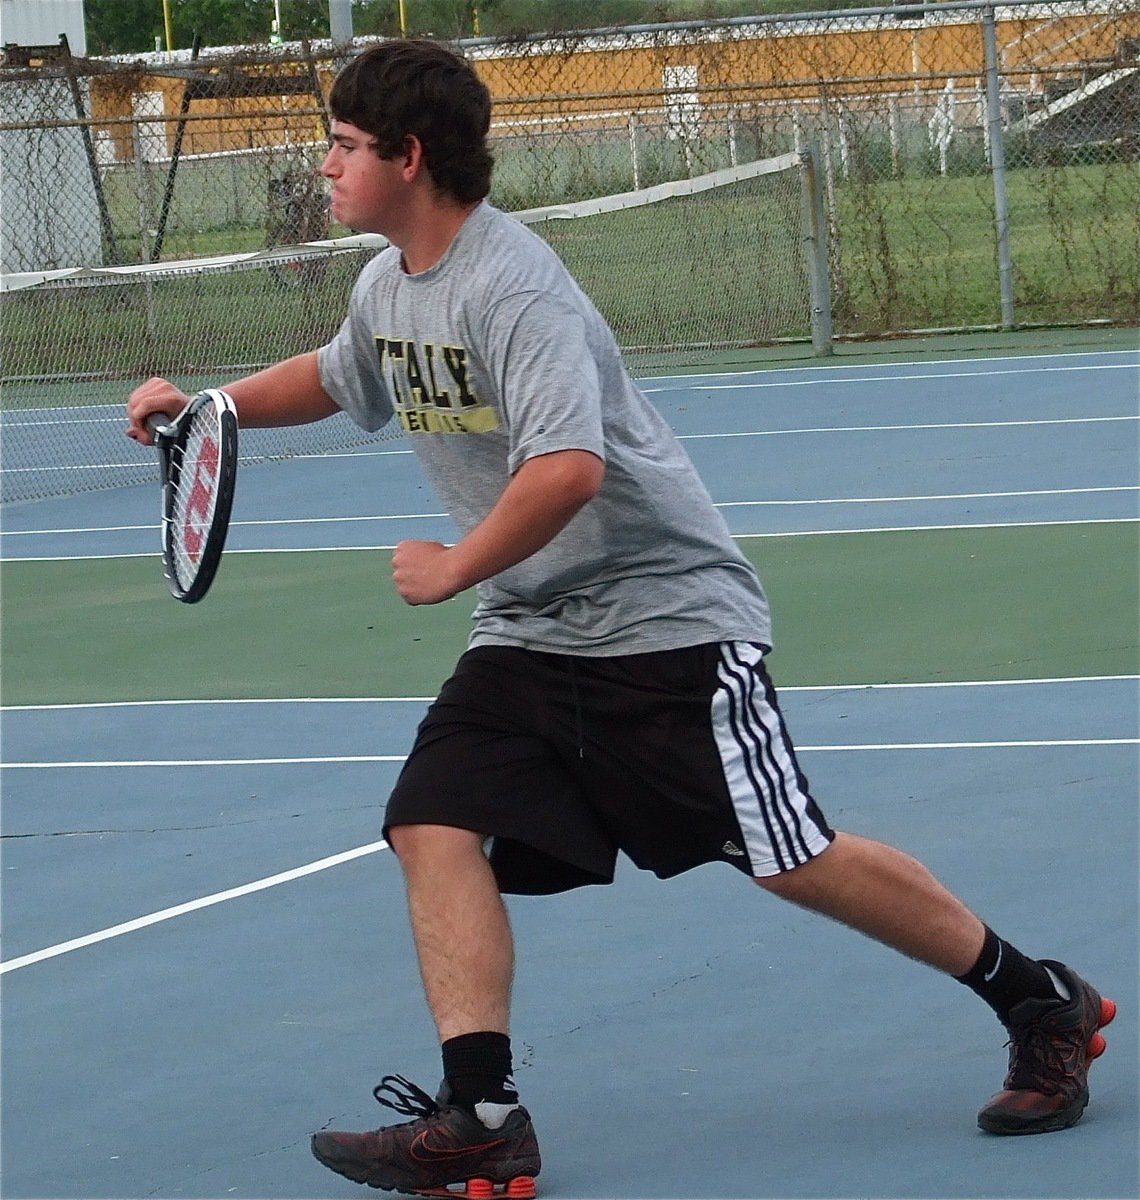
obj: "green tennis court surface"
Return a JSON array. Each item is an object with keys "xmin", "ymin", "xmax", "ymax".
[{"xmin": 4, "ymin": 522, "xmax": 1136, "ymax": 706}]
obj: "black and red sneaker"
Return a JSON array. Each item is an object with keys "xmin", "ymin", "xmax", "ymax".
[
  {"xmin": 311, "ymin": 1075, "xmax": 541, "ymax": 1198},
  {"xmin": 978, "ymin": 960, "xmax": 1116, "ymax": 1135}
]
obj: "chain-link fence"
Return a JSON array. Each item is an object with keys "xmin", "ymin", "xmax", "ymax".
[
  {"xmin": 1, "ymin": 151, "xmax": 826, "ymax": 503},
  {"xmin": 2, "ymin": 0, "xmax": 1137, "ymax": 329}
]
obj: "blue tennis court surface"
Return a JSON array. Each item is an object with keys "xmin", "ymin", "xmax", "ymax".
[
  {"xmin": 1, "ymin": 347, "xmax": 1137, "ymax": 1199},
  {"xmin": 3, "ymin": 351, "xmax": 1138, "ymax": 557}
]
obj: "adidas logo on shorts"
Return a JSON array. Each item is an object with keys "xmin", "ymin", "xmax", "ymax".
[{"xmin": 721, "ymin": 840, "xmax": 745, "ymax": 857}]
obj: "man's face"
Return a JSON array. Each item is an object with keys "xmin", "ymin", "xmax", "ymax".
[{"xmin": 320, "ymin": 119, "xmax": 407, "ymax": 235}]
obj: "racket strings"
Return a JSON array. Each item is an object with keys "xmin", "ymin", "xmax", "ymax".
[{"xmin": 165, "ymin": 412, "xmax": 223, "ymax": 590}]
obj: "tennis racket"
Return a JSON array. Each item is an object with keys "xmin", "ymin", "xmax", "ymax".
[{"xmin": 146, "ymin": 389, "xmax": 239, "ymax": 604}]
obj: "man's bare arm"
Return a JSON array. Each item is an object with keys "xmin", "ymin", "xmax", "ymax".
[{"xmin": 127, "ymin": 352, "xmax": 339, "ymax": 444}]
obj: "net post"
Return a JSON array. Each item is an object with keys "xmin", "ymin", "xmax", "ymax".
[
  {"xmin": 798, "ymin": 142, "xmax": 833, "ymax": 357},
  {"xmin": 981, "ymin": 4, "xmax": 1016, "ymax": 331}
]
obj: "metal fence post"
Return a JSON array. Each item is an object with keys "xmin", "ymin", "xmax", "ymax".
[
  {"xmin": 130, "ymin": 120, "xmax": 158, "ymax": 337},
  {"xmin": 329, "ymin": 0, "xmax": 353, "ymax": 46},
  {"xmin": 627, "ymin": 112, "xmax": 641, "ymax": 190},
  {"xmin": 799, "ymin": 141, "xmax": 834, "ymax": 357},
  {"xmin": 982, "ymin": 4, "xmax": 1016, "ymax": 329}
]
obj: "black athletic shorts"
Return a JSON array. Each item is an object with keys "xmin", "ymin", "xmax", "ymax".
[{"xmin": 384, "ymin": 641, "xmax": 834, "ymax": 895}]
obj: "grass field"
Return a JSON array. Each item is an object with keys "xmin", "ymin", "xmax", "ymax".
[
  {"xmin": 833, "ymin": 161, "xmax": 1140, "ymax": 331},
  {"xmin": 3, "ymin": 161, "xmax": 1136, "ymax": 397},
  {"xmin": 2, "ymin": 523, "xmax": 1136, "ymax": 706},
  {"xmin": 4, "ymin": 159, "xmax": 1137, "ymax": 398}
]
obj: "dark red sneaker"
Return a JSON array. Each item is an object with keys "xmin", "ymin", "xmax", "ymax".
[
  {"xmin": 311, "ymin": 1075, "xmax": 541, "ymax": 1197},
  {"xmin": 978, "ymin": 960, "xmax": 1116, "ymax": 1135}
]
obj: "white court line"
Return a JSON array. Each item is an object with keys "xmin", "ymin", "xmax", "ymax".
[
  {"xmin": 717, "ymin": 486, "xmax": 1138, "ymax": 508},
  {"xmin": 1, "ymin": 512, "xmax": 450, "ymax": 537},
  {"xmin": 2, "ymin": 737, "xmax": 1134, "ymax": 973},
  {"xmin": 4, "ymin": 351, "xmax": 1134, "ymax": 420},
  {"xmin": 694, "ymin": 363, "xmax": 1140, "ymax": 391},
  {"xmin": 0, "ymin": 840, "xmax": 390, "ymax": 975},
  {"xmin": 10, "ymin": 409, "xmax": 1132, "ymax": 477},
  {"xmin": 677, "ymin": 415, "xmax": 1139, "ymax": 440},
  {"xmin": 0, "ymin": 446, "xmax": 412, "ymax": 472},
  {"xmin": 4, "ymin": 738, "xmax": 1136, "ymax": 769},
  {"xmin": 4, "ymin": 675, "xmax": 1134, "ymax": 712},
  {"xmin": 3, "ymin": 724, "xmax": 1134, "ymax": 974},
  {"xmin": 5, "ymin": 353, "xmax": 1133, "ymax": 424},
  {"xmin": 4, "ymin": 696, "xmax": 437, "ymax": 711},
  {"xmin": 4, "ymin": 517, "xmax": 1136, "ymax": 563},
  {"xmin": 3, "ymin": 410, "xmax": 1134, "ymax": 481},
  {"xmin": 1, "ymin": 755, "xmax": 406, "ymax": 768},
  {"xmin": 805, "ymin": 739, "xmax": 1139, "ymax": 749},
  {"xmin": 732, "ymin": 518, "xmax": 1138, "ymax": 537},
  {"xmin": 642, "ymin": 349, "xmax": 1139, "ymax": 387},
  {"xmin": 4, "ymin": 488, "xmax": 1134, "ymax": 540}
]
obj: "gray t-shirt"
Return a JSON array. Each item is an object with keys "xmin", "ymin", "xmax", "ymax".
[{"xmin": 318, "ymin": 201, "xmax": 771, "ymax": 655}]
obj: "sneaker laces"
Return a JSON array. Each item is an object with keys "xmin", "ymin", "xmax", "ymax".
[
  {"xmin": 1005, "ymin": 1024, "xmax": 1077, "ymax": 1094},
  {"xmin": 372, "ymin": 1075, "xmax": 440, "ymax": 1119}
]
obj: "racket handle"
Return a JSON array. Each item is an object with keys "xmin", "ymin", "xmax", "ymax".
[{"xmin": 146, "ymin": 413, "xmax": 174, "ymax": 437}]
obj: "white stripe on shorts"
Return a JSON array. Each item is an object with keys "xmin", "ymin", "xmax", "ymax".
[{"xmin": 711, "ymin": 642, "xmax": 831, "ymax": 876}]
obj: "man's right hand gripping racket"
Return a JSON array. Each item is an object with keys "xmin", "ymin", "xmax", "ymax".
[{"xmin": 147, "ymin": 389, "xmax": 239, "ymax": 603}]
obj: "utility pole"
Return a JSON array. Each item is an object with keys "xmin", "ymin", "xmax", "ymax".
[{"xmin": 329, "ymin": 0, "xmax": 353, "ymax": 45}]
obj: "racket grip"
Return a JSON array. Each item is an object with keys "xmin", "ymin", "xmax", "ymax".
[{"xmin": 145, "ymin": 413, "xmax": 173, "ymax": 437}]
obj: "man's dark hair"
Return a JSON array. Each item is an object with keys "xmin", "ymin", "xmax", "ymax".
[{"xmin": 330, "ymin": 40, "xmax": 494, "ymax": 205}]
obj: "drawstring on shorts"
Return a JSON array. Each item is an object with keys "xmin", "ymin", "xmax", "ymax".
[{"xmin": 565, "ymin": 656, "xmax": 585, "ymax": 759}]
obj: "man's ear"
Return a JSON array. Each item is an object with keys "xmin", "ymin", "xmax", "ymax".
[{"xmin": 401, "ymin": 134, "xmax": 425, "ymax": 180}]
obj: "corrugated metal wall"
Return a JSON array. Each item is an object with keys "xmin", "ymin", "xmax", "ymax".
[{"xmin": 0, "ymin": 0, "xmax": 87, "ymax": 54}]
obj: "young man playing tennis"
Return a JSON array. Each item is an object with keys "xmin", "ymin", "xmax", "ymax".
[{"xmin": 127, "ymin": 39, "xmax": 1115, "ymax": 1199}]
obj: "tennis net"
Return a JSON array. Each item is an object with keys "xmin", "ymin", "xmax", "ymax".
[{"xmin": 1, "ymin": 150, "xmax": 823, "ymax": 504}]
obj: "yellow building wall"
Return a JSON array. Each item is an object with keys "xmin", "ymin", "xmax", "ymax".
[{"xmin": 87, "ymin": 7, "xmax": 1138, "ymax": 157}]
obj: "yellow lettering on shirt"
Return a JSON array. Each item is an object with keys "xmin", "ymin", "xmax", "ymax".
[{"xmin": 376, "ymin": 336, "xmax": 498, "ymax": 434}]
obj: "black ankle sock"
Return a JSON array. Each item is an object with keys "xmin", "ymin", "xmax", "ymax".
[
  {"xmin": 441, "ymin": 1032, "xmax": 518, "ymax": 1113},
  {"xmin": 955, "ymin": 925, "xmax": 1061, "ymax": 1025}
]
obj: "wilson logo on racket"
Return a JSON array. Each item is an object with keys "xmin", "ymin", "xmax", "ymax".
[
  {"xmin": 181, "ymin": 434, "xmax": 221, "ymax": 564},
  {"xmin": 148, "ymin": 390, "xmax": 239, "ymax": 604}
]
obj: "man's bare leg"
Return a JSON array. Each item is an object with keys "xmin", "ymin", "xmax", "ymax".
[
  {"xmin": 754, "ymin": 830, "xmax": 984, "ymax": 975},
  {"xmin": 388, "ymin": 823, "xmax": 514, "ymax": 1040},
  {"xmin": 755, "ymin": 829, "xmax": 1116, "ymax": 1135},
  {"xmin": 311, "ymin": 821, "xmax": 538, "ymax": 1190}
]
